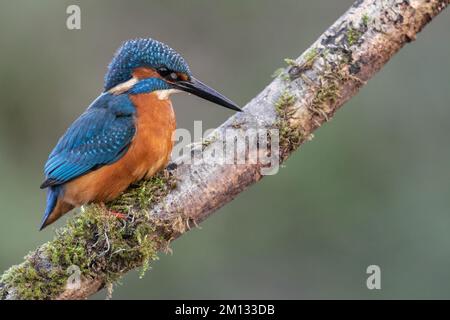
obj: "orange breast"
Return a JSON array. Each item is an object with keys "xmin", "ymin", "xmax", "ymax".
[{"xmin": 62, "ymin": 92, "xmax": 176, "ymax": 205}]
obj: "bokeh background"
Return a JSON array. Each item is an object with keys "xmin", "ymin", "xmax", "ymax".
[{"xmin": 0, "ymin": 0, "xmax": 449, "ymax": 299}]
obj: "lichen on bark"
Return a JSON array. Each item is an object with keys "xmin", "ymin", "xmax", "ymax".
[{"xmin": 1, "ymin": 0, "xmax": 448, "ymax": 300}]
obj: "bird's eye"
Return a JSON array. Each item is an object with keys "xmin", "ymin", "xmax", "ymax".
[
  {"xmin": 157, "ymin": 67, "xmax": 179, "ymax": 82},
  {"xmin": 157, "ymin": 67, "xmax": 170, "ymax": 77}
]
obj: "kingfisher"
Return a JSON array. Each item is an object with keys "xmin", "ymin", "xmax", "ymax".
[{"xmin": 39, "ymin": 38, "xmax": 241, "ymax": 230}]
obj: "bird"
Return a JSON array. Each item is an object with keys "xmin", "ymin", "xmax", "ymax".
[{"xmin": 39, "ymin": 38, "xmax": 241, "ymax": 230}]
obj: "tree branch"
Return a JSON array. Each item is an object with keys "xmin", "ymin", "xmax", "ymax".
[{"xmin": 1, "ymin": 0, "xmax": 448, "ymax": 300}]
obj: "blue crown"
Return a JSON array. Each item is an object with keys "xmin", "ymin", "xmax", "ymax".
[{"xmin": 104, "ymin": 38, "xmax": 191, "ymax": 91}]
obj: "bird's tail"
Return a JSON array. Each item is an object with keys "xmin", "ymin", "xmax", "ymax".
[{"xmin": 40, "ymin": 186, "xmax": 73, "ymax": 230}]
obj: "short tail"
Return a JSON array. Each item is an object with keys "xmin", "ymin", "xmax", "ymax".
[{"xmin": 40, "ymin": 186, "xmax": 73, "ymax": 230}]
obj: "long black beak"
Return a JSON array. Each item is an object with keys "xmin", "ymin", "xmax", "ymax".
[{"xmin": 172, "ymin": 77, "xmax": 242, "ymax": 112}]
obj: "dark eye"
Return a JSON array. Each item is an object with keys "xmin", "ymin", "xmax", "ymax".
[
  {"xmin": 157, "ymin": 67, "xmax": 170, "ymax": 76},
  {"xmin": 157, "ymin": 67, "xmax": 178, "ymax": 81}
]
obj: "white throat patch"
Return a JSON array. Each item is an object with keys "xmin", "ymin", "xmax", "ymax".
[{"xmin": 154, "ymin": 89, "xmax": 181, "ymax": 100}]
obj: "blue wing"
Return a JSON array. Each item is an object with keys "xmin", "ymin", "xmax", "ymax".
[{"xmin": 41, "ymin": 93, "xmax": 136, "ymax": 188}]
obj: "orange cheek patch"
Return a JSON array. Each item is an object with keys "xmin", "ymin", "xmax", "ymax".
[
  {"xmin": 178, "ymin": 73, "xmax": 189, "ymax": 81},
  {"xmin": 132, "ymin": 67, "xmax": 160, "ymax": 79}
]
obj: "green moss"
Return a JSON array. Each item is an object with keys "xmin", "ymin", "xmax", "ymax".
[
  {"xmin": 284, "ymin": 49, "xmax": 317, "ymax": 70},
  {"xmin": 272, "ymin": 67, "xmax": 290, "ymax": 81},
  {"xmin": 275, "ymin": 91, "xmax": 295, "ymax": 113},
  {"xmin": 273, "ymin": 49, "xmax": 319, "ymax": 82},
  {"xmin": 362, "ymin": 14, "xmax": 370, "ymax": 27},
  {"xmin": 0, "ymin": 170, "xmax": 177, "ymax": 299},
  {"xmin": 287, "ymin": 48, "xmax": 317, "ymax": 68},
  {"xmin": 309, "ymin": 79, "xmax": 339, "ymax": 121},
  {"xmin": 304, "ymin": 48, "xmax": 318, "ymax": 66},
  {"xmin": 0, "ymin": 253, "xmax": 67, "ymax": 300},
  {"xmin": 307, "ymin": 56, "xmax": 350, "ymax": 125},
  {"xmin": 135, "ymin": 224, "xmax": 159, "ymax": 278},
  {"xmin": 109, "ymin": 172, "xmax": 176, "ymax": 214},
  {"xmin": 271, "ymin": 68, "xmax": 285, "ymax": 78},
  {"xmin": 284, "ymin": 58, "xmax": 298, "ymax": 66},
  {"xmin": 347, "ymin": 27, "xmax": 362, "ymax": 45},
  {"xmin": 274, "ymin": 90, "xmax": 303, "ymax": 159},
  {"xmin": 274, "ymin": 51, "xmax": 352, "ymax": 160},
  {"xmin": 347, "ymin": 15, "xmax": 371, "ymax": 46}
]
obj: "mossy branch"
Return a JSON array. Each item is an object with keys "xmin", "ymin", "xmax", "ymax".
[{"xmin": 1, "ymin": 0, "xmax": 448, "ymax": 300}]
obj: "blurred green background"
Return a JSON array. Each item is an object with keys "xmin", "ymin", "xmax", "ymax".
[{"xmin": 0, "ymin": 0, "xmax": 449, "ymax": 299}]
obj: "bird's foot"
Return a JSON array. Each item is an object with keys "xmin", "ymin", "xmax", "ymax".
[
  {"xmin": 99, "ymin": 203, "xmax": 132, "ymax": 222},
  {"xmin": 109, "ymin": 210, "xmax": 128, "ymax": 220}
]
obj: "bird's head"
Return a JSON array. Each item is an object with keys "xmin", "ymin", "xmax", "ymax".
[{"xmin": 104, "ymin": 38, "xmax": 241, "ymax": 112}]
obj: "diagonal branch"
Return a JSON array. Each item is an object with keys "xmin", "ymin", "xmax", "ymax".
[{"xmin": 1, "ymin": 0, "xmax": 448, "ymax": 300}]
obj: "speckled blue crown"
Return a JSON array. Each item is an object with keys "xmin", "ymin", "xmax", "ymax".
[{"xmin": 104, "ymin": 38, "xmax": 191, "ymax": 91}]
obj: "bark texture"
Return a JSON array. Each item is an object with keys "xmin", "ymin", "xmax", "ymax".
[{"xmin": 0, "ymin": 0, "xmax": 448, "ymax": 300}]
